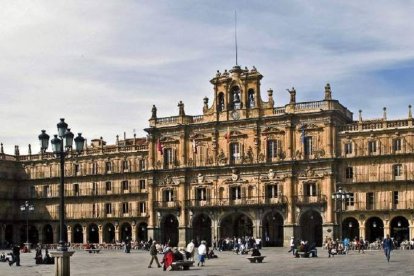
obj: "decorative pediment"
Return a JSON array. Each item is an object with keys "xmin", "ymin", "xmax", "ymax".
[
  {"xmin": 261, "ymin": 169, "xmax": 287, "ymax": 181},
  {"xmin": 297, "ymin": 123, "xmax": 323, "ymax": 131},
  {"xmin": 161, "ymin": 174, "xmax": 181, "ymax": 185},
  {"xmin": 298, "ymin": 166, "xmax": 324, "ymax": 179},
  {"xmin": 190, "ymin": 133, "xmax": 211, "ymax": 141},
  {"xmin": 228, "ymin": 130, "xmax": 247, "ymax": 139},
  {"xmin": 262, "ymin": 126, "xmax": 285, "ymax": 135},
  {"xmin": 191, "ymin": 173, "xmax": 213, "ymax": 185},
  {"xmin": 160, "ymin": 136, "xmax": 179, "ymax": 144}
]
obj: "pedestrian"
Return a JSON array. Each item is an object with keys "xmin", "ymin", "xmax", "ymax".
[
  {"xmin": 186, "ymin": 239, "xmax": 195, "ymax": 261},
  {"xmin": 288, "ymin": 237, "xmax": 295, "ymax": 255},
  {"xmin": 383, "ymin": 234, "xmax": 393, "ymax": 262},
  {"xmin": 148, "ymin": 240, "xmax": 161, "ymax": 268},
  {"xmin": 9, "ymin": 244, "xmax": 20, "ymax": 266},
  {"xmin": 197, "ymin": 240, "xmax": 207, "ymax": 267}
]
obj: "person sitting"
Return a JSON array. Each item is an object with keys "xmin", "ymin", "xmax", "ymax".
[
  {"xmin": 0, "ymin": 252, "xmax": 6, "ymax": 262},
  {"xmin": 172, "ymin": 247, "xmax": 183, "ymax": 261},
  {"xmin": 251, "ymin": 246, "xmax": 261, "ymax": 257},
  {"xmin": 178, "ymin": 248, "xmax": 187, "ymax": 261},
  {"xmin": 207, "ymin": 249, "xmax": 218, "ymax": 259},
  {"xmin": 162, "ymin": 248, "xmax": 174, "ymax": 271},
  {"xmin": 43, "ymin": 248, "xmax": 54, "ymax": 264},
  {"xmin": 35, "ymin": 245, "xmax": 42, "ymax": 264},
  {"xmin": 308, "ymin": 242, "xmax": 318, "ymax": 257}
]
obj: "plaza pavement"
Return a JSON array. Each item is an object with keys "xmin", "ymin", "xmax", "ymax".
[{"xmin": 1, "ymin": 247, "xmax": 414, "ymax": 276}]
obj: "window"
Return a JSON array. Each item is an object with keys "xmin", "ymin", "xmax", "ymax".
[
  {"xmin": 73, "ymin": 183, "xmax": 79, "ymax": 196},
  {"xmin": 92, "ymin": 182, "xmax": 98, "ymax": 195},
  {"xmin": 247, "ymin": 89, "xmax": 255, "ymax": 108},
  {"xmin": 164, "ymin": 190, "xmax": 174, "ymax": 202},
  {"xmin": 368, "ymin": 141, "xmax": 376, "ymax": 154},
  {"xmin": 345, "ymin": 167, "xmax": 353, "ymax": 179},
  {"xmin": 393, "ymin": 164, "xmax": 402, "ymax": 178},
  {"xmin": 92, "ymin": 162, "xmax": 98, "ymax": 174},
  {"xmin": 230, "ymin": 143, "xmax": 240, "ymax": 164},
  {"xmin": 122, "ymin": 202, "xmax": 129, "ymax": 214},
  {"xmin": 266, "ymin": 185, "xmax": 278, "ymax": 198},
  {"xmin": 105, "ymin": 161, "xmax": 112, "ymax": 173},
  {"xmin": 345, "ymin": 143, "xmax": 352, "ymax": 154},
  {"xmin": 217, "ymin": 93, "xmax": 225, "ymax": 112},
  {"xmin": 105, "ymin": 181, "xmax": 112, "ymax": 192},
  {"xmin": 74, "ymin": 164, "xmax": 80, "ymax": 175},
  {"xmin": 304, "ymin": 183, "xmax": 317, "ymax": 196},
  {"xmin": 196, "ymin": 188, "xmax": 207, "ymax": 200},
  {"xmin": 139, "ymin": 179, "xmax": 146, "ymax": 190},
  {"xmin": 345, "ymin": 193, "xmax": 354, "ymax": 206},
  {"xmin": 393, "ymin": 191, "xmax": 399, "ymax": 205},
  {"xmin": 393, "ymin": 138, "xmax": 402, "ymax": 152},
  {"xmin": 230, "ymin": 186, "xmax": 241, "ymax": 200},
  {"xmin": 139, "ymin": 159, "xmax": 146, "ymax": 171},
  {"xmin": 267, "ymin": 140, "xmax": 278, "ymax": 160},
  {"xmin": 105, "ymin": 203, "xmax": 112, "ymax": 215},
  {"xmin": 122, "ymin": 160, "xmax": 129, "ymax": 171},
  {"xmin": 304, "ymin": 137, "xmax": 313, "ymax": 156},
  {"xmin": 122, "ymin": 181, "xmax": 129, "ymax": 191},
  {"xmin": 366, "ymin": 192, "xmax": 374, "ymax": 210},
  {"xmin": 43, "ymin": 185, "xmax": 50, "ymax": 197},
  {"xmin": 163, "ymin": 148, "xmax": 173, "ymax": 169},
  {"xmin": 139, "ymin": 202, "xmax": 146, "ymax": 214},
  {"xmin": 30, "ymin": 186, "xmax": 36, "ymax": 198}
]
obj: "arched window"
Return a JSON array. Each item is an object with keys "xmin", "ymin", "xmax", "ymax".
[
  {"xmin": 217, "ymin": 93, "xmax": 225, "ymax": 112},
  {"xmin": 247, "ymin": 89, "xmax": 255, "ymax": 108},
  {"xmin": 230, "ymin": 142, "xmax": 240, "ymax": 164}
]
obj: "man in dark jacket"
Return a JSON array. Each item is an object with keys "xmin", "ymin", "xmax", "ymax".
[
  {"xmin": 383, "ymin": 234, "xmax": 393, "ymax": 262},
  {"xmin": 148, "ymin": 241, "xmax": 161, "ymax": 268},
  {"xmin": 9, "ymin": 244, "xmax": 20, "ymax": 266}
]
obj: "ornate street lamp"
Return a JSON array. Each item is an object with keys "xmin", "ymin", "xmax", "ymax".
[
  {"xmin": 20, "ymin": 201, "xmax": 34, "ymax": 251},
  {"xmin": 332, "ymin": 186, "xmax": 352, "ymax": 241},
  {"xmin": 39, "ymin": 118, "xmax": 85, "ymax": 276}
]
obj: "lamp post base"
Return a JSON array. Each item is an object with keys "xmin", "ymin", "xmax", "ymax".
[{"xmin": 50, "ymin": 250, "xmax": 75, "ymax": 276}]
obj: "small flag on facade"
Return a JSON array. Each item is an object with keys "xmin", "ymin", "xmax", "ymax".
[{"xmin": 224, "ymin": 127, "xmax": 230, "ymax": 143}]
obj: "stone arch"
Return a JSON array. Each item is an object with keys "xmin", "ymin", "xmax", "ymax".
[
  {"xmin": 342, "ymin": 217, "xmax": 359, "ymax": 240},
  {"xmin": 161, "ymin": 214, "xmax": 179, "ymax": 246},
  {"xmin": 262, "ymin": 211, "xmax": 284, "ymax": 246},
  {"xmin": 219, "ymin": 212, "xmax": 253, "ymax": 238},
  {"xmin": 88, "ymin": 223, "xmax": 99, "ymax": 243},
  {"xmin": 103, "ymin": 223, "xmax": 115, "ymax": 243},
  {"xmin": 299, "ymin": 209, "xmax": 323, "ymax": 246},
  {"xmin": 20, "ymin": 224, "xmax": 39, "ymax": 245},
  {"xmin": 390, "ymin": 216, "xmax": 409, "ymax": 244},
  {"xmin": 192, "ymin": 213, "xmax": 212, "ymax": 246},
  {"xmin": 365, "ymin": 217, "xmax": 384, "ymax": 242},
  {"xmin": 43, "ymin": 224, "xmax": 54, "ymax": 244}
]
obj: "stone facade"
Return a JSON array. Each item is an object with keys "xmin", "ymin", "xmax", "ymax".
[{"xmin": 0, "ymin": 65, "xmax": 413, "ymax": 248}]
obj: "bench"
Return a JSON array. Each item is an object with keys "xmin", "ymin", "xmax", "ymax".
[
  {"xmin": 171, "ymin": 261, "xmax": 194, "ymax": 270},
  {"xmin": 84, "ymin": 249, "xmax": 101, "ymax": 254},
  {"xmin": 296, "ymin": 252, "xmax": 308, "ymax": 258},
  {"xmin": 247, "ymin": 256, "xmax": 266, "ymax": 263}
]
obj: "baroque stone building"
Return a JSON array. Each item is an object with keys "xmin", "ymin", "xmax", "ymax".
[{"xmin": 0, "ymin": 65, "xmax": 413, "ymax": 247}]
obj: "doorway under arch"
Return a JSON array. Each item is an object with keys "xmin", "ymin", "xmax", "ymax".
[
  {"xmin": 88, "ymin": 224, "xmax": 99, "ymax": 243},
  {"xmin": 73, "ymin": 224, "xmax": 83, "ymax": 244},
  {"xmin": 162, "ymin": 214, "xmax": 179, "ymax": 246},
  {"xmin": 43, "ymin": 224, "xmax": 54, "ymax": 244},
  {"xmin": 390, "ymin": 216, "xmax": 409, "ymax": 244},
  {"xmin": 103, "ymin": 223, "xmax": 115, "ymax": 243},
  {"xmin": 342, "ymin": 217, "xmax": 360, "ymax": 240},
  {"xmin": 220, "ymin": 213, "xmax": 253, "ymax": 238},
  {"xmin": 138, "ymin": 223, "xmax": 148, "ymax": 242},
  {"xmin": 365, "ymin": 217, "xmax": 384, "ymax": 242},
  {"xmin": 299, "ymin": 210, "xmax": 323, "ymax": 246},
  {"xmin": 192, "ymin": 213, "xmax": 212, "ymax": 246},
  {"xmin": 262, "ymin": 212, "xmax": 284, "ymax": 246},
  {"xmin": 121, "ymin": 222, "xmax": 132, "ymax": 242}
]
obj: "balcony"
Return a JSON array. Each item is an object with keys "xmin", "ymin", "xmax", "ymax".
[
  {"xmin": 31, "ymin": 186, "xmax": 148, "ymax": 199},
  {"xmin": 153, "ymin": 200, "xmax": 180, "ymax": 210},
  {"xmin": 294, "ymin": 195, "xmax": 327, "ymax": 206},
  {"xmin": 185, "ymin": 196, "xmax": 287, "ymax": 209},
  {"xmin": 345, "ymin": 200, "xmax": 414, "ymax": 212}
]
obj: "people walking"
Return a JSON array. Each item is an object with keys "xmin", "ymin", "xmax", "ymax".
[
  {"xmin": 186, "ymin": 239, "xmax": 195, "ymax": 261},
  {"xmin": 383, "ymin": 234, "xmax": 393, "ymax": 262},
  {"xmin": 197, "ymin": 240, "xmax": 207, "ymax": 267},
  {"xmin": 9, "ymin": 244, "xmax": 20, "ymax": 266},
  {"xmin": 148, "ymin": 241, "xmax": 161, "ymax": 268},
  {"xmin": 288, "ymin": 237, "xmax": 295, "ymax": 255}
]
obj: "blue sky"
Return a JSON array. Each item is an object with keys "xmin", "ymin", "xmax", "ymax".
[{"xmin": 1, "ymin": 0, "xmax": 414, "ymax": 154}]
